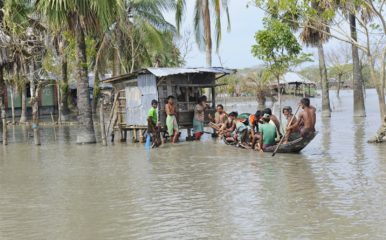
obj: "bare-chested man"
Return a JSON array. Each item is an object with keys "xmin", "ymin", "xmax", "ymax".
[
  {"xmin": 283, "ymin": 106, "xmax": 301, "ymax": 143},
  {"xmin": 165, "ymin": 96, "xmax": 179, "ymax": 143},
  {"xmin": 297, "ymin": 98, "xmax": 316, "ymax": 138}
]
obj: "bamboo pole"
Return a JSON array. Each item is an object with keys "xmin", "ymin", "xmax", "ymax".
[
  {"xmin": 100, "ymin": 99, "xmax": 107, "ymax": 146},
  {"xmin": 106, "ymin": 93, "xmax": 119, "ymax": 138},
  {"xmin": 10, "ymin": 87, "xmax": 15, "ymax": 125},
  {"xmin": 1, "ymin": 107, "xmax": 7, "ymax": 145},
  {"xmin": 57, "ymin": 80, "xmax": 62, "ymax": 125},
  {"xmin": 51, "ymin": 112, "xmax": 57, "ymax": 140}
]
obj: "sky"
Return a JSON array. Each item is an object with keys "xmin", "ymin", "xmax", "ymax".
[
  {"xmin": 164, "ymin": 0, "xmax": 265, "ymax": 69},
  {"xmin": 164, "ymin": 0, "xmax": 348, "ymax": 70}
]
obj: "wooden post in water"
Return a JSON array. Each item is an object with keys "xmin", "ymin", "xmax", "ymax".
[
  {"xmin": 30, "ymin": 73, "xmax": 42, "ymax": 146},
  {"xmin": 10, "ymin": 86, "xmax": 15, "ymax": 125},
  {"xmin": 31, "ymin": 100, "xmax": 41, "ymax": 145},
  {"xmin": 1, "ymin": 107, "xmax": 7, "ymax": 145},
  {"xmin": 99, "ymin": 99, "xmax": 107, "ymax": 146},
  {"xmin": 56, "ymin": 80, "xmax": 62, "ymax": 125}
]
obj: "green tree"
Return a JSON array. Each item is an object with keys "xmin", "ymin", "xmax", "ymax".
[
  {"xmin": 299, "ymin": 1, "xmax": 333, "ymax": 117},
  {"xmin": 252, "ymin": 19, "xmax": 303, "ymax": 121},
  {"xmin": 36, "ymin": 0, "xmax": 124, "ymax": 143},
  {"xmin": 326, "ymin": 45, "xmax": 352, "ymax": 97},
  {"xmin": 175, "ymin": 0, "xmax": 230, "ymax": 67}
]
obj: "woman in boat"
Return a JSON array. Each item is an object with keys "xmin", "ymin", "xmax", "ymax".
[{"xmin": 193, "ymin": 95, "xmax": 209, "ymax": 140}]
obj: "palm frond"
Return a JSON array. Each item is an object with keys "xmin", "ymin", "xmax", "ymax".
[
  {"xmin": 175, "ymin": 0, "xmax": 185, "ymax": 34},
  {"xmin": 194, "ymin": 0, "xmax": 204, "ymax": 51}
]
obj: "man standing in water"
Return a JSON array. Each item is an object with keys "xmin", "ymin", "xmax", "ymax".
[
  {"xmin": 165, "ymin": 96, "xmax": 179, "ymax": 143},
  {"xmin": 296, "ymin": 98, "xmax": 316, "ymax": 138},
  {"xmin": 147, "ymin": 99, "xmax": 161, "ymax": 147},
  {"xmin": 193, "ymin": 95, "xmax": 209, "ymax": 140}
]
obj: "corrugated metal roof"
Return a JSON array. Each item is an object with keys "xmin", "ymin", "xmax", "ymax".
[
  {"xmin": 102, "ymin": 67, "xmax": 235, "ymax": 83},
  {"xmin": 146, "ymin": 67, "xmax": 235, "ymax": 77}
]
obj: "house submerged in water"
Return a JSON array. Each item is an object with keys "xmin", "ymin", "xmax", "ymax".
[{"xmin": 102, "ymin": 67, "xmax": 235, "ymax": 142}]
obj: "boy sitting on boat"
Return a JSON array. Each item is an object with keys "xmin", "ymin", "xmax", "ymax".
[
  {"xmin": 258, "ymin": 113, "xmax": 277, "ymax": 152},
  {"xmin": 208, "ymin": 104, "xmax": 228, "ymax": 134},
  {"xmin": 282, "ymin": 106, "xmax": 301, "ymax": 143},
  {"xmin": 249, "ymin": 110, "xmax": 263, "ymax": 150},
  {"xmin": 219, "ymin": 111, "xmax": 237, "ymax": 138}
]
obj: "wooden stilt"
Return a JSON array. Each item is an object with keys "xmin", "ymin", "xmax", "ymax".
[
  {"xmin": 1, "ymin": 108, "xmax": 7, "ymax": 145},
  {"xmin": 100, "ymin": 99, "xmax": 107, "ymax": 146}
]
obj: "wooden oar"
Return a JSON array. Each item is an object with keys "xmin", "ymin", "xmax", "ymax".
[{"xmin": 272, "ymin": 105, "xmax": 301, "ymax": 157}]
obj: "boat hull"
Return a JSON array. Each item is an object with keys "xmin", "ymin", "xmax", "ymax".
[{"xmin": 264, "ymin": 132, "xmax": 317, "ymax": 153}]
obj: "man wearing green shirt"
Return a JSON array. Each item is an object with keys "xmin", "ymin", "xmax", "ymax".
[
  {"xmin": 259, "ymin": 113, "xmax": 277, "ymax": 151},
  {"xmin": 147, "ymin": 99, "xmax": 161, "ymax": 147}
]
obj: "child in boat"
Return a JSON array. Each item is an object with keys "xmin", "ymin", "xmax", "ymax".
[
  {"xmin": 235, "ymin": 118, "xmax": 249, "ymax": 146},
  {"xmin": 219, "ymin": 111, "xmax": 237, "ymax": 137},
  {"xmin": 249, "ymin": 110, "xmax": 263, "ymax": 150},
  {"xmin": 165, "ymin": 95, "xmax": 179, "ymax": 143},
  {"xmin": 258, "ymin": 113, "xmax": 277, "ymax": 152},
  {"xmin": 282, "ymin": 106, "xmax": 301, "ymax": 143},
  {"xmin": 208, "ymin": 104, "xmax": 228, "ymax": 131},
  {"xmin": 193, "ymin": 95, "xmax": 209, "ymax": 140},
  {"xmin": 263, "ymin": 108, "xmax": 282, "ymax": 140},
  {"xmin": 147, "ymin": 99, "xmax": 161, "ymax": 147}
]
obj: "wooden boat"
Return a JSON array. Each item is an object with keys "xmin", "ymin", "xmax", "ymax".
[
  {"xmin": 264, "ymin": 131, "xmax": 318, "ymax": 153},
  {"xmin": 223, "ymin": 131, "xmax": 317, "ymax": 153}
]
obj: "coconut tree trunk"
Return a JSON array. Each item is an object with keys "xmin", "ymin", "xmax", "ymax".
[
  {"xmin": 350, "ymin": 14, "xmax": 366, "ymax": 117},
  {"xmin": 337, "ymin": 73, "xmax": 342, "ymax": 97},
  {"xmin": 276, "ymin": 76, "xmax": 282, "ymax": 125},
  {"xmin": 317, "ymin": 42, "xmax": 331, "ymax": 117},
  {"xmin": 369, "ymin": 57, "xmax": 386, "ymax": 118},
  {"xmin": 74, "ymin": 16, "xmax": 96, "ymax": 144},
  {"xmin": 10, "ymin": 86, "xmax": 15, "ymax": 125},
  {"xmin": 60, "ymin": 53, "xmax": 70, "ymax": 121},
  {"xmin": 256, "ymin": 92, "xmax": 266, "ymax": 110},
  {"xmin": 31, "ymin": 94, "xmax": 40, "ymax": 145},
  {"xmin": 0, "ymin": 66, "xmax": 7, "ymax": 145},
  {"xmin": 114, "ymin": 48, "xmax": 121, "ymax": 76},
  {"xmin": 29, "ymin": 63, "xmax": 40, "ymax": 145},
  {"xmin": 202, "ymin": 0, "xmax": 212, "ymax": 67},
  {"xmin": 20, "ymin": 83, "xmax": 27, "ymax": 123}
]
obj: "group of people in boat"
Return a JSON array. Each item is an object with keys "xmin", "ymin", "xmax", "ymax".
[{"xmin": 146, "ymin": 95, "xmax": 316, "ymax": 151}]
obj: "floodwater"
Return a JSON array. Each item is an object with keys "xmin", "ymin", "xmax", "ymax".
[{"xmin": 1, "ymin": 89, "xmax": 386, "ymax": 239}]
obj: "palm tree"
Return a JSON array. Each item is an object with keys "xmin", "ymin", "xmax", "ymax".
[
  {"xmin": 36, "ymin": 0, "xmax": 124, "ymax": 143},
  {"xmin": 89, "ymin": 0, "xmax": 177, "ymax": 113},
  {"xmin": 3, "ymin": 0, "xmax": 32, "ymax": 124},
  {"xmin": 0, "ymin": 29, "xmax": 9, "ymax": 145},
  {"xmin": 176, "ymin": 0, "xmax": 230, "ymax": 67},
  {"xmin": 300, "ymin": 1, "xmax": 331, "ymax": 117}
]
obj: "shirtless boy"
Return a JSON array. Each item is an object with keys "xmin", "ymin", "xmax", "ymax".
[
  {"xmin": 208, "ymin": 104, "xmax": 228, "ymax": 130},
  {"xmin": 165, "ymin": 96, "xmax": 179, "ymax": 143}
]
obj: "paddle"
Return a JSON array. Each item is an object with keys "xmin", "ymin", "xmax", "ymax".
[{"xmin": 272, "ymin": 104, "xmax": 301, "ymax": 157}]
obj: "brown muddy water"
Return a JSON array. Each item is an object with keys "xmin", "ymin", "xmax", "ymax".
[{"xmin": 1, "ymin": 90, "xmax": 386, "ymax": 239}]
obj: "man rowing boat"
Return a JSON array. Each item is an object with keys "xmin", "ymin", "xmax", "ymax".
[{"xmin": 289, "ymin": 98, "xmax": 316, "ymax": 138}]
